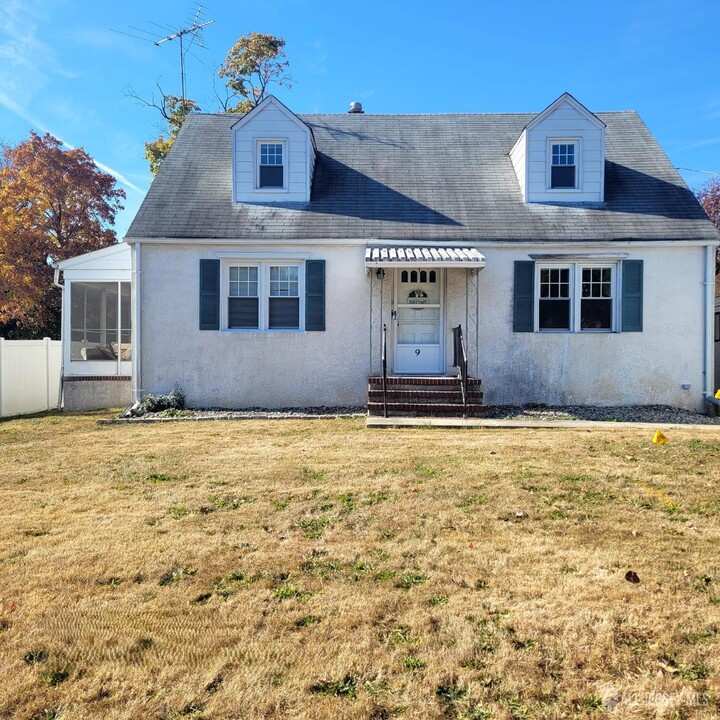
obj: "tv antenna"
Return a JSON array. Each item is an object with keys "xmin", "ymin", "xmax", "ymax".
[
  {"xmin": 155, "ymin": 5, "xmax": 214, "ymax": 102},
  {"xmin": 112, "ymin": 4, "xmax": 214, "ymax": 102}
]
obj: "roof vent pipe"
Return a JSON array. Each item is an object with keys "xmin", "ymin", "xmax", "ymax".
[{"xmin": 348, "ymin": 101, "xmax": 364, "ymax": 114}]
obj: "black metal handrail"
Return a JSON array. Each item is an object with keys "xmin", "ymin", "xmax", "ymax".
[
  {"xmin": 452, "ymin": 324, "xmax": 468, "ymax": 418},
  {"xmin": 381, "ymin": 323, "xmax": 388, "ymax": 418}
]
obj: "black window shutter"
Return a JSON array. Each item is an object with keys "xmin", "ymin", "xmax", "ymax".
[
  {"xmin": 621, "ymin": 259, "xmax": 643, "ymax": 332},
  {"xmin": 199, "ymin": 259, "xmax": 220, "ymax": 330},
  {"xmin": 513, "ymin": 261, "xmax": 535, "ymax": 332},
  {"xmin": 305, "ymin": 259, "xmax": 326, "ymax": 331}
]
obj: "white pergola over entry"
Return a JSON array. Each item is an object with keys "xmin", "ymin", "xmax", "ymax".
[{"xmin": 365, "ymin": 245, "xmax": 486, "ymax": 268}]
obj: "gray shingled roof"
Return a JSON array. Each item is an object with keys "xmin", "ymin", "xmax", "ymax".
[{"xmin": 126, "ymin": 110, "xmax": 719, "ymax": 243}]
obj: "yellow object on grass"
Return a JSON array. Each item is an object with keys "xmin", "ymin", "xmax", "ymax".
[{"xmin": 652, "ymin": 430, "xmax": 668, "ymax": 445}]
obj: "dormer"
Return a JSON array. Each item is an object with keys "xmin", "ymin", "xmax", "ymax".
[
  {"xmin": 510, "ymin": 93, "xmax": 606, "ymax": 203},
  {"xmin": 231, "ymin": 95, "xmax": 316, "ymax": 203}
]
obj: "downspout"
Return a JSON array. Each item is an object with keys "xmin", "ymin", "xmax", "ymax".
[
  {"xmin": 131, "ymin": 242, "xmax": 142, "ymax": 403},
  {"xmin": 704, "ymin": 244, "xmax": 716, "ymax": 411},
  {"xmin": 52, "ymin": 263, "xmax": 65, "ymax": 410}
]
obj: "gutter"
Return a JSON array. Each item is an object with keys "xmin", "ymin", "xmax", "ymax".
[{"xmin": 51, "ymin": 263, "xmax": 65, "ymax": 411}]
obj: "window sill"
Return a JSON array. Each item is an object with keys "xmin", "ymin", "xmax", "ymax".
[
  {"xmin": 222, "ymin": 328, "xmax": 304, "ymax": 334},
  {"xmin": 537, "ymin": 329, "xmax": 616, "ymax": 334}
]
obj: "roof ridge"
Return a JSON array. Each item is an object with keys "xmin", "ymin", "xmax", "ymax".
[{"xmin": 186, "ymin": 109, "xmax": 641, "ymax": 119}]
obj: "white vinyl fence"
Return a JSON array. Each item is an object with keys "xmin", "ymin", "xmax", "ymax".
[{"xmin": 0, "ymin": 338, "xmax": 62, "ymax": 417}]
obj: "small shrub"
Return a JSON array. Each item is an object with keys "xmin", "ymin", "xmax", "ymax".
[
  {"xmin": 429, "ymin": 595, "xmax": 448, "ymax": 606},
  {"xmin": 139, "ymin": 388, "xmax": 185, "ymax": 414}
]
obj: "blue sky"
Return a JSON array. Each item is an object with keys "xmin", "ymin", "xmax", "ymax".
[{"xmin": 1, "ymin": 0, "xmax": 719, "ymax": 238}]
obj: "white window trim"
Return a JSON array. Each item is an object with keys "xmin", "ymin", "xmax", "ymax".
[
  {"xmin": 535, "ymin": 262, "xmax": 618, "ymax": 333},
  {"xmin": 255, "ymin": 139, "xmax": 288, "ymax": 193},
  {"xmin": 546, "ymin": 137, "xmax": 582, "ymax": 192},
  {"xmin": 221, "ymin": 260, "xmax": 305, "ymax": 332}
]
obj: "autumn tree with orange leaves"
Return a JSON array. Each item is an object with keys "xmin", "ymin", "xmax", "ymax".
[{"xmin": 0, "ymin": 132, "xmax": 125, "ymax": 338}]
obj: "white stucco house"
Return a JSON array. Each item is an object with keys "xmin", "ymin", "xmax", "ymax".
[{"xmin": 58, "ymin": 93, "xmax": 720, "ymax": 414}]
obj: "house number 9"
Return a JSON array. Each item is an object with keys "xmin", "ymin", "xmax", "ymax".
[{"xmin": 415, "ymin": 349, "xmax": 421, "ymax": 356}]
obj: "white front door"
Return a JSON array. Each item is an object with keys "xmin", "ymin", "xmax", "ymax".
[{"xmin": 394, "ymin": 268, "xmax": 443, "ymax": 374}]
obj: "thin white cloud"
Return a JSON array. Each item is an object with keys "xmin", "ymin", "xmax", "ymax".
[
  {"xmin": 0, "ymin": 90, "xmax": 144, "ymax": 194},
  {"xmin": 0, "ymin": 2, "xmax": 144, "ymax": 195}
]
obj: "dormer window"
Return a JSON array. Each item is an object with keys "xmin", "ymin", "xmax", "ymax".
[
  {"xmin": 550, "ymin": 141, "xmax": 577, "ymax": 188},
  {"xmin": 258, "ymin": 141, "xmax": 285, "ymax": 188}
]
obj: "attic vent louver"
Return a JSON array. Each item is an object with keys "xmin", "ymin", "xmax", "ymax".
[{"xmin": 348, "ymin": 101, "xmax": 364, "ymax": 114}]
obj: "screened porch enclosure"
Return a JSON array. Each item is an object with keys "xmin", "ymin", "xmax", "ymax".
[{"xmin": 68, "ymin": 280, "xmax": 131, "ymax": 375}]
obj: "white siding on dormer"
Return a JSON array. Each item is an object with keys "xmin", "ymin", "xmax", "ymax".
[
  {"xmin": 233, "ymin": 99, "xmax": 314, "ymax": 203},
  {"xmin": 509, "ymin": 129, "xmax": 527, "ymax": 202},
  {"xmin": 524, "ymin": 98, "xmax": 604, "ymax": 203}
]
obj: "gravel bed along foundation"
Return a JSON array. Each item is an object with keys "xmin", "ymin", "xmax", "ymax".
[{"xmin": 117, "ymin": 404, "xmax": 720, "ymax": 425}]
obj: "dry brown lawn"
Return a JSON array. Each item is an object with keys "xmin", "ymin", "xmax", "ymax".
[{"xmin": 1, "ymin": 414, "xmax": 719, "ymax": 720}]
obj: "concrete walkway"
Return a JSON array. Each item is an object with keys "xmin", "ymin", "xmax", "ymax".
[{"xmin": 366, "ymin": 416, "xmax": 720, "ymax": 430}]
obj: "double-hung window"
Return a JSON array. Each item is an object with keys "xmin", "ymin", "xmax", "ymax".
[
  {"xmin": 537, "ymin": 264, "xmax": 615, "ymax": 332},
  {"xmin": 550, "ymin": 141, "xmax": 577, "ymax": 189},
  {"xmin": 227, "ymin": 263, "xmax": 301, "ymax": 330},
  {"xmin": 258, "ymin": 142, "xmax": 284, "ymax": 188},
  {"xmin": 228, "ymin": 266, "xmax": 259, "ymax": 329},
  {"xmin": 268, "ymin": 265, "xmax": 299, "ymax": 328}
]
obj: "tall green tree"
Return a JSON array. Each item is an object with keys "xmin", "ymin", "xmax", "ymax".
[
  {"xmin": 218, "ymin": 32, "xmax": 292, "ymax": 114},
  {"xmin": 0, "ymin": 133, "xmax": 124, "ymax": 338}
]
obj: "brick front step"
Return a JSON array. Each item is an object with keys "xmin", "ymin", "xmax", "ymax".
[
  {"xmin": 368, "ymin": 402, "xmax": 486, "ymax": 417},
  {"xmin": 368, "ymin": 375, "xmax": 481, "ymax": 388},
  {"xmin": 368, "ymin": 389, "xmax": 484, "ymax": 403}
]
